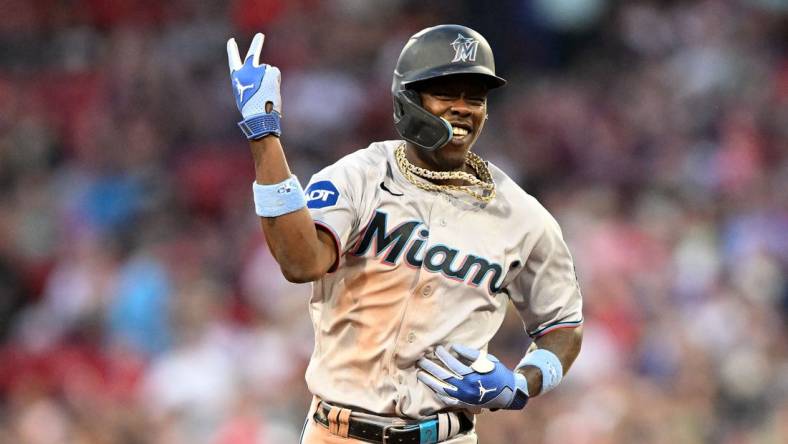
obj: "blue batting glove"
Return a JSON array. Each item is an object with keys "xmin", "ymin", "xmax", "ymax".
[
  {"xmin": 417, "ymin": 344, "xmax": 529, "ymax": 411},
  {"xmin": 227, "ymin": 33, "xmax": 282, "ymax": 140}
]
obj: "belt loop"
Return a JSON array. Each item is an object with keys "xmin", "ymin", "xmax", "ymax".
[
  {"xmin": 326, "ymin": 404, "xmax": 352, "ymax": 438},
  {"xmin": 448, "ymin": 413, "xmax": 460, "ymax": 439},
  {"xmin": 327, "ymin": 406, "xmax": 341, "ymax": 436},
  {"xmin": 337, "ymin": 407, "xmax": 351, "ymax": 438},
  {"xmin": 437, "ymin": 413, "xmax": 450, "ymax": 441}
]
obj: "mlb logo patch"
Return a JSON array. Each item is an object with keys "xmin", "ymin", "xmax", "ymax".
[{"xmin": 305, "ymin": 181, "xmax": 339, "ymax": 209}]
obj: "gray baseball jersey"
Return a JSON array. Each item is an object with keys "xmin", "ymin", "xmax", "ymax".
[{"xmin": 302, "ymin": 140, "xmax": 582, "ymax": 419}]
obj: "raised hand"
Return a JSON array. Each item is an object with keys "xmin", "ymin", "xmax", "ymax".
[{"xmin": 227, "ymin": 33, "xmax": 282, "ymax": 139}]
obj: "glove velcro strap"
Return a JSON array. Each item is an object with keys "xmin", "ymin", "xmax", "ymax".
[
  {"xmin": 504, "ymin": 372, "xmax": 529, "ymax": 410},
  {"xmin": 238, "ymin": 112, "xmax": 281, "ymax": 140},
  {"xmin": 508, "ymin": 389, "xmax": 529, "ymax": 410}
]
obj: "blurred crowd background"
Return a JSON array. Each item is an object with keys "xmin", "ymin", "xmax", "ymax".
[{"xmin": 1, "ymin": 0, "xmax": 787, "ymax": 443}]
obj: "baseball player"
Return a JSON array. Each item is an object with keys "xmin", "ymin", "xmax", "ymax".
[{"xmin": 227, "ymin": 24, "xmax": 583, "ymax": 443}]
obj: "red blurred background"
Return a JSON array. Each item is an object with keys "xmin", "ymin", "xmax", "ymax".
[{"xmin": 0, "ymin": 0, "xmax": 786, "ymax": 442}]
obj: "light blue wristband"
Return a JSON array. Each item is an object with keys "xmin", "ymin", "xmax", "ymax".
[
  {"xmin": 516, "ymin": 349, "xmax": 564, "ymax": 395},
  {"xmin": 252, "ymin": 176, "xmax": 306, "ymax": 217}
]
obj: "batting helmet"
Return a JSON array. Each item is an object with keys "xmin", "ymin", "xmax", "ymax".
[{"xmin": 392, "ymin": 24, "xmax": 506, "ymax": 151}]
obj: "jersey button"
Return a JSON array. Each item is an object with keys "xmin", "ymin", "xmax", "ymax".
[
  {"xmin": 421, "ymin": 285, "xmax": 433, "ymax": 297},
  {"xmin": 439, "ymin": 218, "xmax": 447, "ymax": 227},
  {"xmin": 407, "ymin": 332, "xmax": 416, "ymax": 343}
]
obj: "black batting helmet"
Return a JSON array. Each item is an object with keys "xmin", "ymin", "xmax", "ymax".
[{"xmin": 392, "ymin": 24, "xmax": 506, "ymax": 151}]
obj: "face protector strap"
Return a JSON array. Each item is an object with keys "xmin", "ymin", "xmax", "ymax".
[{"xmin": 393, "ymin": 89, "xmax": 453, "ymax": 151}]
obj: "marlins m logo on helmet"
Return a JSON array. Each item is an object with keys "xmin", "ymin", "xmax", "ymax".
[{"xmin": 451, "ymin": 34, "xmax": 479, "ymax": 62}]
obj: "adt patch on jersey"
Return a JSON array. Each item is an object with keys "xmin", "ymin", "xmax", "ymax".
[{"xmin": 305, "ymin": 181, "xmax": 340, "ymax": 209}]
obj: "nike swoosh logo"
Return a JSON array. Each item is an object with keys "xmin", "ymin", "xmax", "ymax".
[{"xmin": 380, "ymin": 182, "xmax": 404, "ymax": 196}]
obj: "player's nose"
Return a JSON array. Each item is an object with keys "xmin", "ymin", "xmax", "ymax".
[{"xmin": 447, "ymin": 98, "xmax": 473, "ymax": 116}]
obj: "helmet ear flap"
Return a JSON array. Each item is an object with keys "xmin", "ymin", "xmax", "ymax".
[
  {"xmin": 402, "ymin": 89, "xmax": 421, "ymax": 106},
  {"xmin": 393, "ymin": 89, "xmax": 452, "ymax": 151},
  {"xmin": 393, "ymin": 89, "xmax": 415, "ymax": 119}
]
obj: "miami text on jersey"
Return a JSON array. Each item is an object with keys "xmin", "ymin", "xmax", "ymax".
[{"xmin": 353, "ymin": 210, "xmax": 506, "ymax": 294}]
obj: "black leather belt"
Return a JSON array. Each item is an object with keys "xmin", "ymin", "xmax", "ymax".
[{"xmin": 312, "ymin": 402, "xmax": 472, "ymax": 443}]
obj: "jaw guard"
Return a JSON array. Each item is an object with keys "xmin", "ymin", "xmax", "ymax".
[{"xmin": 393, "ymin": 89, "xmax": 453, "ymax": 151}]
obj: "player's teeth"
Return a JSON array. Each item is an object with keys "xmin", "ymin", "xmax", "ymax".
[{"xmin": 452, "ymin": 127, "xmax": 468, "ymax": 136}]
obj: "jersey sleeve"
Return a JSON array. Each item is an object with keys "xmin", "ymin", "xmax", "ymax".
[
  {"xmin": 304, "ymin": 158, "xmax": 366, "ymax": 271},
  {"xmin": 508, "ymin": 208, "xmax": 583, "ymax": 338}
]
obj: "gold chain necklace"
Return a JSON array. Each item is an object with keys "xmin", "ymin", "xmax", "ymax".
[{"xmin": 395, "ymin": 143, "xmax": 496, "ymax": 203}]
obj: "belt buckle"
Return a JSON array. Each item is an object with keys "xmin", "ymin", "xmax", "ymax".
[{"xmin": 381, "ymin": 424, "xmax": 393, "ymax": 444}]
